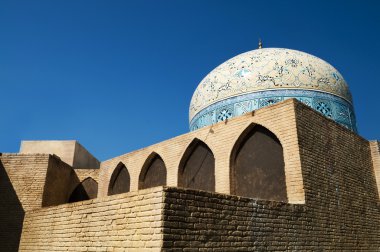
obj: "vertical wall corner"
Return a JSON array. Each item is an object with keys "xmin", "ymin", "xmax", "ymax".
[{"xmin": 369, "ymin": 140, "xmax": 380, "ymax": 200}]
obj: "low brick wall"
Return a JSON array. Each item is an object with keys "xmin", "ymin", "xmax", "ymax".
[
  {"xmin": 19, "ymin": 187, "xmax": 164, "ymax": 252},
  {"xmin": 162, "ymin": 186, "xmax": 380, "ymax": 251},
  {"xmin": 162, "ymin": 187, "xmax": 306, "ymax": 251},
  {"xmin": 19, "ymin": 186, "xmax": 380, "ymax": 251}
]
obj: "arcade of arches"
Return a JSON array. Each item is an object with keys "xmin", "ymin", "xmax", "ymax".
[{"xmin": 74, "ymin": 125, "xmax": 286, "ymax": 202}]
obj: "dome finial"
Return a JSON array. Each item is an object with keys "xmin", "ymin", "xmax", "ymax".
[{"xmin": 258, "ymin": 38, "xmax": 263, "ymax": 49}]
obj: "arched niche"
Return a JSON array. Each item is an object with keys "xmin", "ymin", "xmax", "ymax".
[
  {"xmin": 178, "ymin": 139, "xmax": 215, "ymax": 192},
  {"xmin": 108, "ymin": 162, "xmax": 130, "ymax": 196},
  {"xmin": 68, "ymin": 177, "xmax": 98, "ymax": 203},
  {"xmin": 139, "ymin": 153, "xmax": 167, "ymax": 190},
  {"xmin": 230, "ymin": 124, "xmax": 287, "ymax": 202}
]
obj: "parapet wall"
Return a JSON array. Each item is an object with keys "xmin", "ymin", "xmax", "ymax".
[
  {"xmin": 19, "ymin": 185, "xmax": 380, "ymax": 251},
  {"xmin": 162, "ymin": 184, "xmax": 379, "ymax": 251},
  {"xmin": 162, "ymin": 187, "xmax": 306, "ymax": 251},
  {"xmin": 19, "ymin": 187, "xmax": 164, "ymax": 252}
]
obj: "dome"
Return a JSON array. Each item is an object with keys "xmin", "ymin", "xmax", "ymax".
[{"xmin": 189, "ymin": 48, "xmax": 357, "ymax": 132}]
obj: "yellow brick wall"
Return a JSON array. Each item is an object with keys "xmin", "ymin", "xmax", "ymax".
[
  {"xmin": 99, "ymin": 99, "xmax": 305, "ymax": 204},
  {"xmin": 0, "ymin": 154, "xmax": 50, "ymax": 211},
  {"xmin": 19, "ymin": 187, "xmax": 164, "ymax": 252},
  {"xmin": 160, "ymin": 101, "xmax": 380, "ymax": 251},
  {"xmin": 369, "ymin": 141, "xmax": 380, "ymax": 199},
  {"xmin": 74, "ymin": 169, "xmax": 99, "ymax": 182},
  {"xmin": 0, "ymin": 154, "xmax": 51, "ymax": 251},
  {"xmin": 15, "ymin": 100, "xmax": 380, "ymax": 251}
]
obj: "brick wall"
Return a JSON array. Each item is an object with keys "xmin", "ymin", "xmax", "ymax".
[
  {"xmin": 370, "ymin": 141, "xmax": 380, "ymax": 199},
  {"xmin": 0, "ymin": 154, "xmax": 50, "ymax": 211},
  {"xmin": 162, "ymin": 188, "xmax": 307, "ymax": 251},
  {"xmin": 19, "ymin": 187, "xmax": 164, "ymax": 251},
  {"xmin": 99, "ymin": 99, "xmax": 305, "ymax": 204},
  {"xmin": 5, "ymin": 99, "xmax": 380, "ymax": 251},
  {"xmin": 0, "ymin": 154, "xmax": 50, "ymax": 251},
  {"xmin": 20, "ymin": 182, "xmax": 379, "ymax": 252},
  {"xmin": 0, "ymin": 154, "xmax": 83, "ymax": 250},
  {"xmin": 42, "ymin": 155, "xmax": 80, "ymax": 207},
  {"xmin": 0, "ymin": 153, "xmax": 86, "ymax": 209},
  {"xmin": 74, "ymin": 168, "xmax": 99, "ymax": 183},
  {"xmin": 293, "ymin": 102, "xmax": 380, "ymax": 249},
  {"xmin": 162, "ymin": 180, "xmax": 379, "ymax": 251}
]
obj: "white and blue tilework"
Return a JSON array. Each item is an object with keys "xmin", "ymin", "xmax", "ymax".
[
  {"xmin": 190, "ymin": 89, "xmax": 356, "ymax": 132},
  {"xmin": 189, "ymin": 48, "xmax": 357, "ymax": 132}
]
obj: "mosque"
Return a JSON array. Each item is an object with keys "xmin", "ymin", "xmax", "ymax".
[{"xmin": 1, "ymin": 45, "xmax": 379, "ymax": 251}]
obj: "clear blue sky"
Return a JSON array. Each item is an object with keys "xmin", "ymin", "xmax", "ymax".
[{"xmin": 1, "ymin": 0, "xmax": 379, "ymax": 161}]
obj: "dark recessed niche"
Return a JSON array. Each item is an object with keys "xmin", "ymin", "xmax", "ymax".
[
  {"xmin": 139, "ymin": 153, "xmax": 167, "ymax": 190},
  {"xmin": 231, "ymin": 124, "xmax": 287, "ymax": 202},
  {"xmin": 108, "ymin": 162, "xmax": 130, "ymax": 196},
  {"xmin": 178, "ymin": 139, "xmax": 215, "ymax": 192}
]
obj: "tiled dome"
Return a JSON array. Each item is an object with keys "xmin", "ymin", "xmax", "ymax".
[{"xmin": 189, "ymin": 48, "xmax": 356, "ymax": 132}]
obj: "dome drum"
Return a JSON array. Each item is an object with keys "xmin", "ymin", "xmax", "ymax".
[{"xmin": 190, "ymin": 89, "xmax": 356, "ymax": 131}]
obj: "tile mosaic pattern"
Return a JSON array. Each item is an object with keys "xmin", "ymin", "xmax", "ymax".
[
  {"xmin": 190, "ymin": 89, "xmax": 357, "ymax": 132},
  {"xmin": 189, "ymin": 48, "xmax": 356, "ymax": 132},
  {"xmin": 189, "ymin": 48, "xmax": 352, "ymax": 120}
]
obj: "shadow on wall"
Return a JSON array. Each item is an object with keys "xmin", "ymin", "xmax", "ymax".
[
  {"xmin": 68, "ymin": 177, "xmax": 98, "ymax": 203},
  {"xmin": 42, "ymin": 156, "xmax": 81, "ymax": 207},
  {"xmin": 0, "ymin": 160, "xmax": 25, "ymax": 252},
  {"xmin": 42, "ymin": 155, "xmax": 98, "ymax": 206}
]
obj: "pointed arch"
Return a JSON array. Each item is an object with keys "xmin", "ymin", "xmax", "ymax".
[
  {"xmin": 108, "ymin": 162, "xmax": 130, "ymax": 196},
  {"xmin": 178, "ymin": 138, "xmax": 215, "ymax": 192},
  {"xmin": 230, "ymin": 123, "xmax": 287, "ymax": 202},
  {"xmin": 68, "ymin": 177, "xmax": 98, "ymax": 203},
  {"xmin": 139, "ymin": 152, "xmax": 167, "ymax": 190}
]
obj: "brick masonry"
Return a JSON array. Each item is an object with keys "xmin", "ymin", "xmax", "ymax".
[
  {"xmin": 0, "ymin": 154, "xmax": 50, "ymax": 211},
  {"xmin": 0, "ymin": 154, "xmax": 92, "ymax": 251},
  {"xmin": 160, "ymin": 101, "xmax": 380, "ymax": 250},
  {"xmin": 43, "ymin": 154, "xmax": 81, "ymax": 207},
  {"xmin": 0, "ymin": 154, "xmax": 50, "ymax": 252},
  {"xmin": 370, "ymin": 140, "xmax": 380, "ymax": 199},
  {"xmin": 2, "ymin": 99, "xmax": 380, "ymax": 251},
  {"xmin": 74, "ymin": 169, "xmax": 99, "ymax": 183},
  {"xmin": 99, "ymin": 99, "xmax": 305, "ymax": 204},
  {"xmin": 19, "ymin": 187, "xmax": 164, "ymax": 252},
  {"xmin": 19, "ymin": 182, "xmax": 380, "ymax": 251},
  {"xmin": 162, "ymin": 183, "xmax": 379, "ymax": 251}
]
